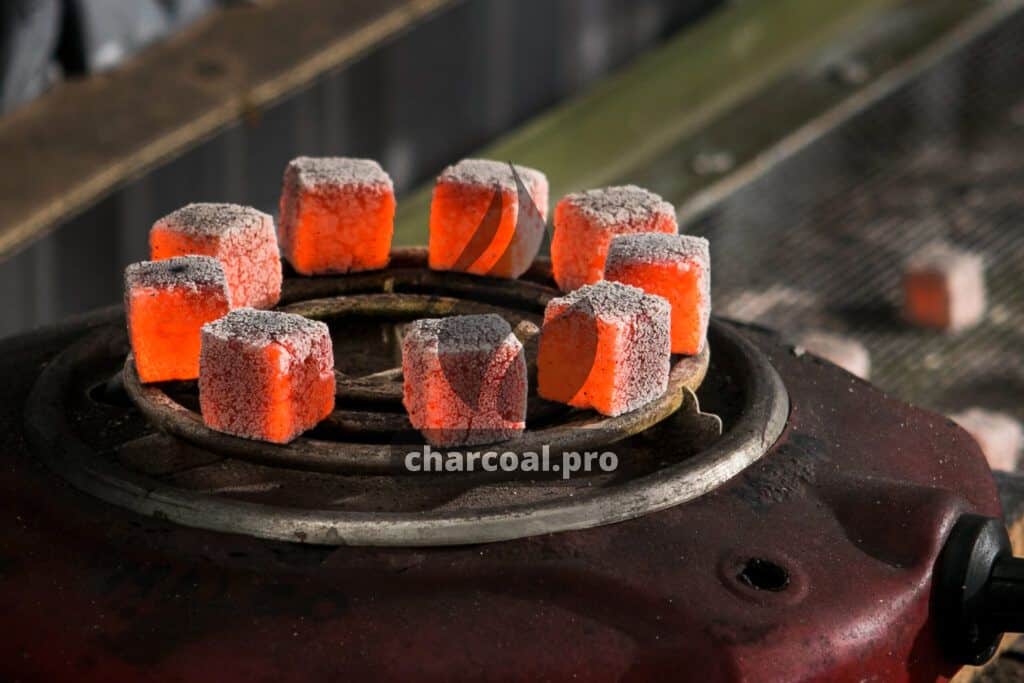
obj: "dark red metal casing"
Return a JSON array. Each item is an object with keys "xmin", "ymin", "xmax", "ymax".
[{"xmin": 0, "ymin": 316, "xmax": 1000, "ymax": 682}]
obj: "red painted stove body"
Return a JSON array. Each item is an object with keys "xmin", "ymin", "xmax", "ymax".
[{"xmin": 0, "ymin": 316, "xmax": 1000, "ymax": 682}]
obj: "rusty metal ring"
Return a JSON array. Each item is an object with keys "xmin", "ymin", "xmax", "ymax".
[
  {"xmin": 123, "ymin": 291, "xmax": 710, "ymax": 475},
  {"xmin": 27, "ymin": 315, "xmax": 786, "ymax": 546}
]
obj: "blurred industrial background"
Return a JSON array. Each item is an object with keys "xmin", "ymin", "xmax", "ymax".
[
  {"xmin": 2, "ymin": 0, "xmax": 1023, "ymax": 479},
  {"xmin": 0, "ymin": 0, "xmax": 718, "ymax": 336}
]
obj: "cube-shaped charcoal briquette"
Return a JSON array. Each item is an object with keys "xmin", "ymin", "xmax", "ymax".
[
  {"xmin": 903, "ymin": 242, "xmax": 986, "ymax": 332},
  {"xmin": 797, "ymin": 331, "xmax": 871, "ymax": 380},
  {"xmin": 551, "ymin": 185, "xmax": 677, "ymax": 292},
  {"xmin": 278, "ymin": 156, "xmax": 396, "ymax": 275},
  {"xmin": 605, "ymin": 233, "xmax": 710, "ymax": 355},
  {"xmin": 402, "ymin": 314, "xmax": 527, "ymax": 447},
  {"xmin": 126, "ymin": 256, "xmax": 231, "ymax": 383},
  {"xmin": 428, "ymin": 159, "xmax": 549, "ymax": 279},
  {"xmin": 151, "ymin": 203, "xmax": 282, "ymax": 309},
  {"xmin": 538, "ymin": 280, "xmax": 671, "ymax": 417},
  {"xmin": 199, "ymin": 309, "xmax": 335, "ymax": 444},
  {"xmin": 951, "ymin": 409, "xmax": 1022, "ymax": 472}
]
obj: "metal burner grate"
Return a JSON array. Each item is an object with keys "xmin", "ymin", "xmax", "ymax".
[{"xmin": 25, "ymin": 249, "xmax": 787, "ymax": 546}]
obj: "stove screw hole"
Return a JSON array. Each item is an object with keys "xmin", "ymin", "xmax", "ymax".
[{"xmin": 738, "ymin": 558, "xmax": 789, "ymax": 592}]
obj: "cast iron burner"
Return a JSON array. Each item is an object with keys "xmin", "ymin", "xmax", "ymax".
[
  {"xmin": 4, "ymin": 248, "xmax": 1024, "ymax": 680},
  {"xmin": 26, "ymin": 249, "xmax": 785, "ymax": 546}
]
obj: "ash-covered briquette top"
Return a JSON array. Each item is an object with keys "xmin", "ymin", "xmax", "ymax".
[
  {"xmin": 606, "ymin": 233, "xmax": 709, "ymax": 267},
  {"xmin": 561, "ymin": 185, "xmax": 675, "ymax": 228},
  {"xmin": 549, "ymin": 280, "xmax": 671, "ymax": 322},
  {"xmin": 156, "ymin": 203, "xmax": 271, "ymax": 238},
  {"xmin": 125, "ymin": 256, "xmax": 227, "ymax": 291},
  {"xmin": 202, "ymin": 308, "xmax": 329, "ymax": 351},
  {"xmin": 285, "ymin": 156, "xmax": 393, "ymax": 191},
  {"xmin": 404, "ymin": 314, "xmax": 520, "ymax": 353},
  {"xmin": 437, "ymin": 158, "xmax": 547, "ymax": 192},
  {"xmin": 905, "ymin": 241, "xmax": 983, "ymax": 274}
]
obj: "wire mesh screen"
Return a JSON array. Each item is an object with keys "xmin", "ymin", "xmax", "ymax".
[{"xmin": 690, "ymin": 6, "xmax": 1024, "ymax": 423}]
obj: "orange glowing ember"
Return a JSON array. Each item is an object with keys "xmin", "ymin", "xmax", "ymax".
[
  {"xmin": 150, "ymin": 203, "xmax": 282, "ymax": 309},
  {"xmin": 537, "ymin": 281, "xmax": 671, "ymax": 417},
  {"xmin": 199, "ymin": 309, "xmax": 335, "ymax": 444},
  {"xmin": 279, "ymin": 157, "xmax": 396, "ymax": 275},
  {"xmin": 428, "ymin": 159, "xmax": 548, "ymax": 279},
  {"xmin": 125, "ymin": 256, "xmax": 231, "ymax": 383},
  {"xmin": 401, "ymin": 315, "xmax": 527, "ymax": 447},
  {"xmin": 902, "ymin": 242, "xmax": 986, "ymax": 332},
  {"xmin": 551, "ymin": 186, "xmax": 677, "ymax": 292},
  {"xmin": 604, "ymin": 233, "xmax": 710, "ymax": 355}
]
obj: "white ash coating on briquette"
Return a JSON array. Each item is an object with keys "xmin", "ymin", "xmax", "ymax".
[
  {"xmin": 402, "ymin": 314, "xmax": 526, "ymax": 447},
  {"xmin": 905, "ymin": 241, "xmax": 984, "ymax": 275},
  {"xmin": 438, "ymin": 158, "xmax": 547, "ymax": 193},
  {"xmin": 285, "ymin": 156, "xmax": 393, "ymax": 192},
  {"xmin": 606, "ymin": 233, "xmax": 709, "ymax": 268},
  {"xmin": 156, "ymin": 203, "xmax": 271, "ymax": 238},
  {"xmin": 543, "ymin": 280, "xmax": 670, "ymax": 416},
  {"xmin": 199, "ymin": 308, "xmax": 334, "ymax": 444},
  {"xmin": 202, "ymin": 308, "xmax": 330, "ymax": 360},
  {"xmin": 604, "ymin": 232, "xmax": 711, "ymax": 356},
  {"xmin": 549, "ymin": 280, "xmax": 671, "ymax": 327},
  {"xmin": 125, "ymin": 256, "xmax": 227, "ymax": 292},
  {"xmin": 561, "ymin": 185, "xmax": 675, "ymax": 228},
  {"xmin": 404, "ymin": 314, "xmax": 517, "ymax": 354}
]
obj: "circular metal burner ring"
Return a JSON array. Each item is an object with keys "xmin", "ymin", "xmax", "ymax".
[
  {"xmin": 25, "ymin": 251, "xmax": 787, "ymax": 546},
  {"xmin": 122, "ymin": 287, "xmax": 709, "ymax": 475},
  {"xmin": 27, "ymin": 319, "xmax": 786, "ymax": 547}
]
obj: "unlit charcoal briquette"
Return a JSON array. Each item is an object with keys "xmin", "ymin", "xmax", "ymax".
[
  {"xmin": 199, "ymin": 308, "xmax": 335, "ymax": 444},
  {"xmin": 279, "ymin": 157, "xmax": 396, "ymax": 275},
  {"xmin": 402, "ymin": 314, "xmax": 527, "ymax": 447},
  {"xmin": 551, "ymin": 185, "xmax": 677, "ymax": 292},
  {"xmin": 605, "ymin": 233, "xmax": 710, "ymax": 355},
  {"xmin": 538, "ymin": 280, "xmax": 670, "ymax": 417},
  {"xmin": 151, "ymin": 203, "xmax": 282, "ymax": 309}
]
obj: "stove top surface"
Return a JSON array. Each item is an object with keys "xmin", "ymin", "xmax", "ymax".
[{"xmin": 0, "ymin": 296, "xmax": 999, "ymax": 681}]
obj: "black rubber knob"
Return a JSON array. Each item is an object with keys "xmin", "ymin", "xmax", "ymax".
[
  {"xmin": 981, "ymin": 553, "xmax": 1024, "ymax": 636},
  {"xmin": 934, "ymin": 514, "xmax": 1024, "ymax": 665}
]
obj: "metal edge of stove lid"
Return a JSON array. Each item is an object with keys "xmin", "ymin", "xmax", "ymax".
[
  {"xmin": 392, "ymin": 0, "xmax": 999, "ymax": 244},
  {"xmin": 23, "ymin": 318, "xmax": 788, "ymax": 547}
]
